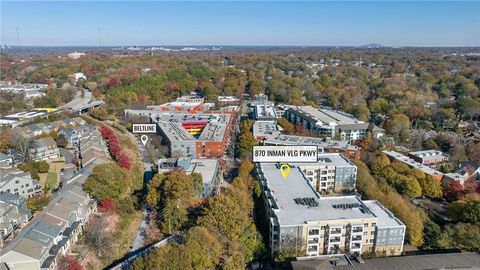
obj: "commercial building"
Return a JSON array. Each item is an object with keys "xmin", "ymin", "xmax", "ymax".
[
  {"xmin": 0, "ymin": 84, "xmax": 47, "ymax": 101},
  {"xmin": 217, "ymin": 96, "xmax": 240, "ymax": 107},
  {"xmin": 253, "ymin": 121, "xmax": 361, "ymax": 160},
  {"xmin": 0, "ymin": 182, "xmax": 97, "ymax": 270},
  {"xmin": 0, "ymin": 168, "xmax": 42, "ymax": 198},
  {"xmin": 125, "ymin": 110, "xmax": 235, "ymax": 159},
  {"xmin": 0, "ymin": 192, "xmax": 32, "ymax": 244},
  {"xmin": 253, "ymin": 104, "xmax": 278, "ymax": 121},
  {"xmin": 383, "ymin": 151, "xmax": 443, "ymax": 181},
  {"xmin": 29, "ymin": 137, "xmax": 60, "ymax": 162},
  {"xmin": 255, "ymin": 162, "xmax": 405, "ymax": 258},
  {"xmin": 158, "ymin": 158, "xmax": 223, "ymax": 197},
  {"xmin": 67, "ymin": 52, "xmax": 85, "ymax": 59},
  {"xmin": 408, "ymin": 150, "xmax": 449, "ymax": 166},
  {"xmin": 145, "ymin": 95, "xmax": 212, "ymax": 112},
  {"xmin": 285, "ymin": 106, "xmax": 383, "ymax": 141},
  {"xmin": 0, "ymin": 111, "xmax": 47, "ymax": 128}
]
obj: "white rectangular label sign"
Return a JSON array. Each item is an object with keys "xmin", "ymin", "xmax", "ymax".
[
  {"xmin": 253, "ymin": 145, "xmax": 318, "ymax": 163},
  {"xmin": 132, "ymin": 124, "xmax": 157, "ymax": 133}
]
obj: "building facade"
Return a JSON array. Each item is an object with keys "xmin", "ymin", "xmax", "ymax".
[
  {"xmin": 255, "ymin": 162, "xmax": 405, "ymax": 259},
  {"xmin": 29, "ymin": 137, "xmax": 60, "ymax": 161},
  {"xmin": 0, "ymin": 169, "xmax": 42, "ymax": 198}
]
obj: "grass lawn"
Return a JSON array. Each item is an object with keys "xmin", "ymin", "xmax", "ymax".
[{"xmin": 46, "ymin": 172, "xmax": 57, "ymax": 189}]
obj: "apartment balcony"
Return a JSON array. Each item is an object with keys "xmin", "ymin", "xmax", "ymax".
[
  {"xmin": 351, "ymin": 227, "xmax": 363, "ymax": 234},
  {"xmin": 308, "ymin": 238, "xmax": 319, "ymax": 244},
  {"xmin": 351, "ymin": 236, "xmax": 362, "ymax": 242},
  {"xmin": 351, "ymin": 243, "xmax": 361, "ymax": 250},
  {"xmin": 308, "ymin": 229, "xmax": 320, "ymax": 236},
  {"xmin": 307, "ymin": 246, "xmax": 319, "ymax": 254},
  {"xmin": 329, "ymin": 237, "xmax": 341, "ymax": 243},
  {"xmin": 329, "ymin": 228, "xmax": 342, "ymax": 235}
]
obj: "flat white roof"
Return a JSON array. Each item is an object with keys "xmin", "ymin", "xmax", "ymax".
[
  {"xmin": 383, "ymin": 150, "xmax": 443, "ymax": 176},
  {"xmin": 289, "ymin": 106, "xmax": 364, "ymax": 126},
  {"xmin": 258, "ymin": 163, "xmax": 374, "ymax": 226}
]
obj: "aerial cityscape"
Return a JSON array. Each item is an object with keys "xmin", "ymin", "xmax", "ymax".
[{"xmin": 0, "ymin": 1, "xmax": 479, "ymax": 270}]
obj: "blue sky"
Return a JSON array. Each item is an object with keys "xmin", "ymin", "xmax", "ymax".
[{"xmin": 1, "ymin": 1, "xmax": 479, "ymax": 46}]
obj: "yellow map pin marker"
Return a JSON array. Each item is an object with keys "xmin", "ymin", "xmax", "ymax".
[{"xmin": 280, "ymin": 164, "xmax": 291, "ymax": 179}]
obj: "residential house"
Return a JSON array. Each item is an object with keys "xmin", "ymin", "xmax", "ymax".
[
  {"xmin": 0, "ymin": 182, "xmax": 97, "ymax": 270},
  {"xmin": 29, "ymin": 137, "xmax": 60, "ymax": 161},
  {"xmin": 0, "ymin": 168, "xmax": 42, "ymax": 198},
  {"xmin": 0, "ymin": 152, "xmax": 13, "ymax": 169},
  {"xmin": 0, "ymin": 192, "xmax": 32, "ymax": 244}
]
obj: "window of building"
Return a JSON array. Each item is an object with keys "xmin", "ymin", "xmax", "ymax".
[
  {"xmin": 372, "ymin": 223, "xmax": 376, "ymax": 227},
  {"xmin": 364, "ymin": 223, "xmax": 368, "ymax": 227}
]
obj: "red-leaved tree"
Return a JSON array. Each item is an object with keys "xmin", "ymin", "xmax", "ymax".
[
  {"xmin": 99, "ymin": 198, "xmax": 115, "ymax": 213},
  {"xmin": 58, "ymin": 255, "xmax": 83, "ymax": 270},
  {"xmin": 117, "ymin": 153, "xmax": 132, "ymax": 171},
  {"xmin": 444, "ymin": 181, "xmax": 465, "ymax": 201}
]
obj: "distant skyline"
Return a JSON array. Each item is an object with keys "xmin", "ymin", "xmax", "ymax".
[{"xmin": 1, "ymin": 1, "xmax": 479, "ymax": 47}]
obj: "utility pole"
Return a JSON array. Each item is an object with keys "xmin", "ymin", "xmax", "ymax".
[
  {"xmin": 15, "ymin": 27, "xmax": 20, "ymax": 46},
  {"xmin": 97, "ymin": 27, "xmax": 101, "ymax": 47}
]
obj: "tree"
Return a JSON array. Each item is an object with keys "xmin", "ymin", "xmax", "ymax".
[
  {"xmin": 439, "ymin": 223, "xmax": 480, "ymax": 251},
  {"xmin": 444, "ymin": 181, "xmax": 465, "ymax": 201},
  {"xmin": 239, "ymin": 133, "xmax": 257, "ymax": 159},
  {"xmin": 56, "ymin": 133, "xmax": 68, "ymax": 148},
  {"xmin": 191, "ymin": 173, "xmax": 203, "ymax": 196},
  {"xmin": 27, "ymin": 194, "xmax": 51, "ymax": 213},
  {"xmin": 13, "ymin": 133, "xmax": 33, "ymax": 163},
  {"xmin": 354, "ymin": 160, "xmax": 426, "ymax": 247},
  {"xmin": 99, "ymin": 198, "xmax": 116, "ymax": 213},
  {"xmin": 384, "ymin": 113, "xmax": 411, "ymax": 143},
  {"xmin": 117, "ymin": 153, "xmax": 132, "ymax": 171},
  {"xmin": 58, "ymin": 256, "xmax": 84, "ymax": 270},
  {"xmin": 422, "ymin": 220, "xmax": 442, "ymax": 249},
  {"xmin": 463, "ymin": 177, "xmax": 478, "ymax": 194},
  {"xmin": 277, "ymin": 118, "xmax": 294, "ymax": 134},
  {"xmin": 84, "ymin": 215, "xmax": 113, "ymax": 257},
  {"xmin": 84, "ymin": 162, "xmax": 129, "ymax": 202},
  {"xmin": 418, "ymin": 175, "xmax": 443, "ymax": 198}
]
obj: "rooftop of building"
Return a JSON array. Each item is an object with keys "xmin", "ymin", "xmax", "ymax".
[
  {"xmin": 187, "ymin": 159, "xmax": 219, "ymax": 185},
  {"xmin": 291, "ymin": 153, "xmax": 356, "ymax": 168},
  {"xmin": 261, "ymin": 132, "xmax": 359, "ymax": 151},
  {"xmin": 288, "ymin": 106, "xmax": 364, "ymax": 127},
  {"xmin": 32, "ymin": 136, "xmax": 57, "ymax": 149},
  {"xmin": 253, "ymin": 120, "xmax": 279, "ymax": 137},
  {"xmin": 217, "ymin": 96, "xmax": 240, "ymax": 101},
  {"xmin": 383, "ymin": 150, "xmax": 443, "ymax": 177},
  {"xmin": 362, "ymin": 200, "xmax": 404, "ymax": 227},
  {"xmin": 254, "ymin": 104, "xmax": 277, "ymax": 119},
  {"xmin": 408, "ymin": 149, "xmax": 448, "ymax": 159},
  {"xmin": 258, "ymin": 163, "xmax": 401, "ymax": 227},
  {"xmin": 291, "ymin": 252, "xmax": 480, "ymax": 270},
  {"xmin": 155, "ymin": 112, "xmax": 231, "ymax": 142}
]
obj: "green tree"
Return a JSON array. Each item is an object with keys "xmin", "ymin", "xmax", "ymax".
[
  {"xmin": 56, "ymin": 133, "xmax": 68, "ymax": 148},
  {"xmin": 418, "ymin": 175, "xmax": 443, "ymax": 198},
  {"xmin": 384, "ymin": 113, "xmax": 411, "ymax": 143},
  {"xmin": 84, "ymin": 162, "xmax": 129, "ymax": 201},
  {"xmin": 27, "ymin": 194, "xmax": 51, "ymax": 213},
  {"xmin": 422, "ymin": 220, "xmax": 442, "ymax": 249},
  {"xmin": 439, "ymin": 223, "xmax": 480, "ymax": 251}
]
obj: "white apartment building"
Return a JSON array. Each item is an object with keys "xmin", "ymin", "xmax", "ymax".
[{"xmin": 255, "ymin": 162, "xmax": 405, "ymax": 258}]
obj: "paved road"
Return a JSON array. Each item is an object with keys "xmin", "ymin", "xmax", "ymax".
[
  {"xmin": 126, "ymin": 131, "xmax": 153, "ymax": 251},
  {"xmin": 60, "ymin": 89, "xmax": 92, "ymax": 110},
  {"xmin": 109, "ymin": 235, "xmax": 178, "ymax": 270}
]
